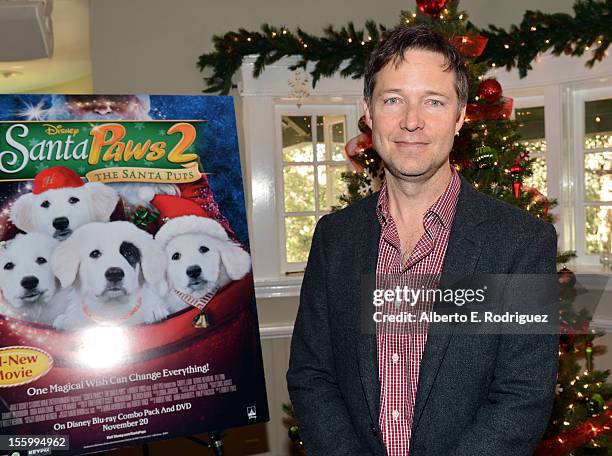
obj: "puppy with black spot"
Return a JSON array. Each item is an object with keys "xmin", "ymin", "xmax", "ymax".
[
  {"xmin": 51, "ymin": 221, "xmax": 168, "ymax": 329},
  {"xmin": 10, "ymin": 166, "xmax": 119, "ymax": 241},
  {"xmin": 155, "ymin": 214, "xmax": 251, "ymax": 314},
  {"xmin": 0, "ymin": 233, "xmax": 68, "ymax": 324}
]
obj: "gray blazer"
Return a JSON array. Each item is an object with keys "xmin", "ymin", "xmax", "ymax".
[{"xmin": 287, "ymin": 176, "xmax": 559, "ymax": 456}]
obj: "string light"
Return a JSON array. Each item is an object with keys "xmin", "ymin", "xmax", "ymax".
[
  {"xmin": 545, "ymin": 39, "xmax": 550, "ymax": 44},
  {"xmin": 459, "ymin": 14, "xmax": 463, "ymax": 19},
  {"xmin": 348, "ymin": 38, "xmax": 352, "ymax": 43},
  {"xmin": 504, "ymin": 44, "xmax": 510, "ymax": 49},
  {"xmin": 530, "ymin": 26, "xmax": 537, "ymax": 31}
]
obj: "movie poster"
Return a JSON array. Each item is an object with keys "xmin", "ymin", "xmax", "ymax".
[{"xmin": 0, "ymin": 95, "xmax": 269, "ymax": 455}]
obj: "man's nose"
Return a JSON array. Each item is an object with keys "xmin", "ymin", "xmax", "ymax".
[{"xmin": 399, "ymin": 105, "xmax": 424, "ymax": 131}]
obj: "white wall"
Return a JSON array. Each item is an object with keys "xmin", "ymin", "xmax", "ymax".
[{"xmin": 90, "ymin": 0, "xmax": 575, "ymax": 94}]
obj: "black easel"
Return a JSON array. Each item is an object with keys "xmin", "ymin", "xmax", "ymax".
[
  {"xmin": 186, "ymin": 431, "xmax": 225, "ymax": 455},
  {"xmin": 139, "ymin": 432, "xmax": 224, "ymax": 455}
]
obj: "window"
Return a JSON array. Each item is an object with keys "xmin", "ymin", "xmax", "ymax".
[
  {"xmin": 582, "ymin": 98, "xmax": 612, "ymax": 261},
  {"xmin": 276, "ymin": 106, "xmax": 357, "ymax": 272},
  {"xmin": 516, "ymin": 106, "xmax": 547, "ymax": 195}
]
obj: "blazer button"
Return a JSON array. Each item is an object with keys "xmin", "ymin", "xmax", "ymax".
[{"xmin": 370, "ymin": 424, "xmax": 378, "ymax": 436}]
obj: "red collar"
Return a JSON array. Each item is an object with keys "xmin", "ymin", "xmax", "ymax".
[{"xmin": 81, "ymin": 297, "xmax": 143, "ymax": 324}]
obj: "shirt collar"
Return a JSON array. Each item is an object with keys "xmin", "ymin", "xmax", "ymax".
[{"xmin": 376, "ymin": 166, "xmax": 461, "ymax": 230}]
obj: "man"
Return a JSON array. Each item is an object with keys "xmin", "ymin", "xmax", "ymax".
[{"xmin": 287, "ymin": 25, "xmax": 559, "ymax": 456}]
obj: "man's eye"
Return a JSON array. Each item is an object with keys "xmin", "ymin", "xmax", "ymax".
[
  {"xmin": 89, "ymin": 250, "xmax": 101, "ymax": 259},
  {"xmin": 426, "ymin": 99, "xmax": 444, "ymax": 107},
  {"xmin": 383, "ymin": 97, "xmax": 401, "ymax": 105},
  {"xmin": 68, "ymin": 197, "xmax": 80, "ymax": 204},
  {"xmin": 41, "ymin": 200, "xmax": 50, "ymax": 208},
  {"xmin": 172, "ymin": 252, "xmax": 181, "ymax": 261},
  {"xmin": 36, "ymin": 257, "xmax": 47, "ymax": 265},
  {"xmin": 3, "ymin": 262, "xmax": 14, "ymax": 270}
]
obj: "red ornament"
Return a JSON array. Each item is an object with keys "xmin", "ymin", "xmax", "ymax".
[
  {"xmin": 510, "ymin": 160, "xmax": 524, "ymax": 198},
  {"xmin": 344, "ymin": 133, "xmax": 373, "ymax": 173},
  {"xmin": 557, "ymin": 266, "xmax": 576, "ymax": 287},
  {"xmin": 477, "ymin": 79, "xmax": 503, "ymax": 104},
  {"xmin": 416, "ymin": 0, "xmax": 448, "ymax": 17},
  {"xmin": 450, "ymin": 34, "xmax": 488, "ymax": 58},
  {"xmin": 466, "ymin": 97, "xmax": 513, "ymax": 121}
]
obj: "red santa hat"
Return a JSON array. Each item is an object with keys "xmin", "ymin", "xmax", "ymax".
[
  {"xmin": 152, "ymin": 195, "xmax": 230, "ymax": 247},
  {"xmin": 32, "ymin": 166, "xmax": 84, "ymax": 194}
]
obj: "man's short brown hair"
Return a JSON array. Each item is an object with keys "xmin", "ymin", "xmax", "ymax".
[{"xmin": 364, "ymin": 25, "xmax": 469, "ymax": 109}]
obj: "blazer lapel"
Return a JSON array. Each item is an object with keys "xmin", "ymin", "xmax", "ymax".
[
  {"xmin": 355, "ymin": 197, "xmax": 382, "ymax": 428},
  {"xmin": 411, "ymin": 177, "xmax": 488, "ymax": 431}
]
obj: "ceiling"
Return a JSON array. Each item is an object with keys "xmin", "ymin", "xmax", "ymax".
[{"xmin": 0, "ymin": 0, "xmax": 91, "ymax": 93}]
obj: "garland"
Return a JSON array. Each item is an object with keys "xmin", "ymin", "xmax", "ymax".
[{"xmin": 197, "ymin": 0, "xmax": 610, "ymax": 94}]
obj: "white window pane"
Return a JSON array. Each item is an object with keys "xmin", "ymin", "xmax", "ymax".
[
  {"xmin": 585, "ymin": 133, "xmax": 612, "ymax": 150},
  {"xmin": 284, "ymin": 166, "xmax": 315, "ymax": 212},
  {"xmin": 516, "ymin": 107, "xmax": 545, "ymax": 140},
  {"xmin": 285, "ymin": 216, "xmax": 316, "ymax": 263},
  {"xmin": 282, "ymin": 115, "xmax": 313, "ymax": 162},
  {"xmin": 584, "ymin": 99, "xmax": 612, "ymax": 149},
  {"xmin": 584, "ymin": 152, "xmax": 612, "ymax": 202},
  {"xmin": 521, "ymin": 138, "xmax": 547, "ymax": 195},
  {"xmin": 522, "ymin": 138, "xmax": 546, "ymax": 156},
  {"xmin": 318, "ymin": 165, "xmax": 349, "ymax": 210},
  {"xmin": 316, "ymin": 115, "xmax": 346, "ymax": 162},
  {"xmin": 585, "ymin": 206, "xmax": 612, "ymax": 254},
  {"xmin": 524, "ymin": 157, "xmax": 547, "ymax": 195}
]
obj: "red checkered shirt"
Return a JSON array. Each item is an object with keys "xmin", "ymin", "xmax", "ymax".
[{"xmin": 376, "ymin": 168, "xmax": 460, "ymax": 456}]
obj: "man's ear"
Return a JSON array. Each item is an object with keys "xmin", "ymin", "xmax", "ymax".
[
  {"xmin": 86, "ymin": 183, "xmax": 119, "ymax": 221},
  {"xmin": 455, "ymin": 104, "xmax": 467, "ymax": 134},
  {"xmin": 363, "ymin": 100, "xmax": 373, "ymax": 130},
  {"xmin": 10, "ymin": 193, "xmax": 35, "ymax": 232}
]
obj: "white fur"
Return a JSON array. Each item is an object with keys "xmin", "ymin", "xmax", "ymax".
[
  {"xmin": 110, "ymin": 183, "xmax": 180, "ymax": 211},
  {"xmin": 51, "ymin": 221, "xmax": 169, "ymax": 329},
  {"xmin": 10, "ymin": 183, "xmax": 119, "ymax": 240},
  {"xmin": 0, "ymin": 233, "xmax": 68, "ymax": 324},
  {"xmin": 156, "ymin": 217, "xmax": 251, "ymax": 313}
]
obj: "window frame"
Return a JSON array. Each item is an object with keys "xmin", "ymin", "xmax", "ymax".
[
  {"xmin": 571, "ymin": 86, "xmax": 612, "ymax": 265},
  {"xmin": 274, "ymin": 104, "xmax": 358, "ymax": 273},
  {"xmin": 512, "ymin": 96, "xmax": 548, "ymax": 194}
]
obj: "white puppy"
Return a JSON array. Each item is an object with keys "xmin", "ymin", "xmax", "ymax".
[
  {"xmin": 155, "ymin": 216, "xmax": 251, "ymax": 313},
  {"xmin": 11, "ymin": 182, "xmax": 118, "ymax": 241},
  {"xmin": 0, "ymin": 233, "xmax": 67, "ymax": 324},
  {"xmin": 51, "ymin": 221, "xmax": 168, "ymax": 329}
]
